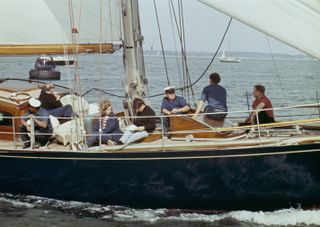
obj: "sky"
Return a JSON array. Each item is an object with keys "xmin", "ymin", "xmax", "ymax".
[{"xmin": 138, "ymin": 0, "xmax": 302, "ymax": 55}]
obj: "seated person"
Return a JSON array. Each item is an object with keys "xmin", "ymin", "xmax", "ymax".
[
  {"xmin": 87, "ymin": 99, "xmax": 122, "ymax": 147},
  {"xmin": 161, "ymin": 86, "xmax": 190, "ymax": 133},
  {"xmin": 194, "ymin": 73, "xmax": 227, "ymax": 121},
  {"xmin": 19, "ymin": 98, "xmax": 52, "ymax": 149},
  {"xmin": 246, "ymin": 85, "xmax": 275, "ymax": 124},
  {"xmin": 39, "ymin": 84, "xmax": 74, "ymax": 122},
  {"xmin": 119, "ymin": 98, "xmax": 156, "ymax": 145}
]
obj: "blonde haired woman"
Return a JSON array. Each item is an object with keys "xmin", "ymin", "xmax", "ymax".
[{"xmin": 87, "ymin": 99, "xmax": 122, "ymax": 147}]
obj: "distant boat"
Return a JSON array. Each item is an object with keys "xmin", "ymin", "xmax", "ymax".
[
  {"xmin": 29, "ymin": 56, "xmax": 61, "ymax": 80},
  {"xmin": 220, "ymin": 50, "xmax": 241, "ymax": 63},
  {"xmin": 219, "ymin": 29, "xmax": 241, "ymax": 63},
  {"xmin": 52, "ymin": 56, "xmax": 75, "ymax": 66}
]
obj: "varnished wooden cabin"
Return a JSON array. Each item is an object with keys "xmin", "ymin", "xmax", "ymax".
[{"xmin": 0, "ymin": 80, "xmax": 43, "ymax": 141}]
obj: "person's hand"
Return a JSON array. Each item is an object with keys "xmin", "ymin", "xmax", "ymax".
[
  {"xmin": 28, "ymin": 114, "xmax": 35, "ymax": 119},
  {"xmin": 137, "ymin": 126, "xmax": 145, "ymax": 131},
  {"xmin": 54, "ymin": 93, "xmax": 61, "ymax": 101},
  {"xmin": 192, "ymin": 114, "xmax": 198, "ymax": 120},
  {"xmin": 171, "ymin": 108, "xmax": 179, "ymax": 114},
  {"xmin": 26, "ymin": 125, "xmax": 31, "ymax": 132}
]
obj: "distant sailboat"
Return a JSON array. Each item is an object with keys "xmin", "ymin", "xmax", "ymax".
[
  {"xmin": 220, "ymin": 31, "xmax": 241, "ymax": 63},
  {"xmin": 220, "ymin": 50, "xmax": 241, "ymax": 63}
]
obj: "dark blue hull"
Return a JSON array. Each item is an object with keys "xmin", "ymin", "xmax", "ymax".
[
  {"xmin": 29, "ymin": 69, "xmax": 61, "ymax": 80},
  {"xmin": 0, "ymin": 143, "xmax": 319, "ymax": 211}
]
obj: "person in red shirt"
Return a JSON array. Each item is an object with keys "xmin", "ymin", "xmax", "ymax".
[{"xmin": 246, "ymin": 85, "xmax": 275, "ymax": 124}]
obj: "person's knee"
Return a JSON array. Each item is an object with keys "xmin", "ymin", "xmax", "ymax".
[
  {"xmin": 65, "ymin": 104, "xmax": 72, "ymax": 110},
  {"xmin": 65, "ymin": 105, "xmax": 74, "ymax": 117}
]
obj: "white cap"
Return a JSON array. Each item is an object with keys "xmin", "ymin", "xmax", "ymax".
[
  {"xmin": 163, "ymin": 86, "xmax": 176, "ymax": 92},
  {"xmin": 28, "ymin": 98, "xmax": 41, "ymax": 108}
]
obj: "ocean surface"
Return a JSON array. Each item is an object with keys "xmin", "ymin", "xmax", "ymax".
[{"xmin": 0, "ymin": 53, "xmax": 319, "ymax": 226}]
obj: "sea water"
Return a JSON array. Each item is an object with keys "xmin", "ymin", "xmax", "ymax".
[{"xmin": 0, "ymin": 53, "xmax": 319, "ymax": 226}]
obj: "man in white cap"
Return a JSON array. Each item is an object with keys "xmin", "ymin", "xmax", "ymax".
[
  {"xmin": 161, "ymin": 86, "xmax": 190, "ymax": 135},
  {"xmin": 19, "ymin": 98, "xmax": 52, "ymax": 149}
]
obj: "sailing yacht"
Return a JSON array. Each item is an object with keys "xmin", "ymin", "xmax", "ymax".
[
  {"xmin": 220, "ymin": 50, "xmax": 241, "ymax": 63},
  {"xmin": 219, "ymin": 29, "xmax": 241, "ymax": 63},
  {"xmin": 0, "ymin": 0, "xmax": 319, "ymax": 211}
]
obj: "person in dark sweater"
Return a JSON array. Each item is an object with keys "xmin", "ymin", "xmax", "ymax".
[
  {"xmin": 87, "ymin": 99, "xmax": 122, "ymax": 147},
  {"xmin": 38, "ymin": 84, "xmax": 74, "ymax": 121},
  {"xmin": 119, "ymin": 98, "xmax": 156, "ymax": 145}
]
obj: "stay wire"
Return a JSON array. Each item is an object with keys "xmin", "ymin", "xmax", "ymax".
[
  {"xmin": 168, "ymin": 0, "xmax": 183, "ymax": 95},
  {"xmin": 81, "ymin": 17, "xmax": 233, "ymax": 99},
  {"xmin": 179, "ymin": 0, "xmax": 195, "ymax": 104},
  {"xmin": 148, "ymin": 17, "xmax": 233, "ymax": 98},
  {"xmin": 265, "ymin": 36, "xmax": 292, "ymax": 118},
  {"xmin": 170, "ymin": 0, "xmax": 194, "ymax": 102},
  {"xmin": 153, "ymin": 0, "xmax": 170, "ymax": 86}
]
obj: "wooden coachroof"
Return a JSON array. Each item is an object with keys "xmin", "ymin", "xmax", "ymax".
[
  {"xmin": 169, "ymin": 115, "xmax": 244, "ymax": 139},
  {"xmin": 0, "ymin": 80, "xmax": 42, "ymax": 141},
  {"xmin": 0, "ymin": 43, "xmax": 115, "ymax": 55}
]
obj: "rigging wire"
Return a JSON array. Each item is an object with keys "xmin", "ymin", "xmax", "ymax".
[
  {"xmin": 148, "ymin": 17, "xmax": 233, "ymax": 98},
  {"xmin": 67, "ymin": 0, "xmax": 82, "ymax": 146},
  {"xmin": 179, "ymin": 0, "xmax": 195, "ymax": 103},
  {"xmin": 169, "ymin": 0, "xmax": 195, "ymax": 103},
  {"xmin": 168, "ymin": 0, "xmax": 183, "ymax": 95},
  {"xmin": 153, "ymin": 0, "xmax": 170, "ymax": 86},
  {"xmin": 177, "ymin": 0, "xmax": 189, "ymax": 101},
  {"xmin": 98, "ymin": 0, "xmax": 104, "ymax": 149},
  {"xmin": 265, "ymin": 36, "xmax": 292, "ymax": 117},
  {"xmin": 81, "ymin": 17, "xmax": 233, "ymax": 99},
  {"xmin": 172, "ymin": 0, "xmax": 187, "ymax": 98}
]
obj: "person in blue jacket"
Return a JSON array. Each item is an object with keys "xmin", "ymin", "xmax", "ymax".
[{"xmin": 87, "ymin": 99, "xmax": 122, "ymax": 147}]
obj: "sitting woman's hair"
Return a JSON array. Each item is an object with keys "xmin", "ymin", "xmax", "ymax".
[
  {"xmin": 132, "ymin": 98, "xmax": 145, "ymax": 109},
  {"xmin": 209, "ymin": 73, "xmax": 221, "ymax": 84},
  {"xmin": 100, "ymin": 99, "xmax": 112, "ymax": 116}
]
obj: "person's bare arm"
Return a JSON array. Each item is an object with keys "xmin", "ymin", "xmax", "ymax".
[
  {"xmin": 33, "ymin": 118, "xmax": 48, "ymax": 128},
  {"xmin": 193, "ymin": 100, "xmax": 204, "ymax": 119},
  {"xmin": 172, "ymin": 105, "xmax": 190, "ymax": 114},
  {"xmin": 137, "ymin": 126, "xmax": 145, "ymax": 131},
  {"xmin": 162, "ymin": 108, "xmax": 172, "ymax": 115},
  {"xmin": 249, "ymin": 102, "xmax": 266, "ymax": 124}
]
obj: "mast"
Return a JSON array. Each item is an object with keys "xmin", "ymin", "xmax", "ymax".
[{"xmin": 121, "ymin": 0, "xmax": 148, "ymax": 100}]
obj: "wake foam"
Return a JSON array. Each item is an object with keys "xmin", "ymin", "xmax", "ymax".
[{"xmin": 0, "ymin": 193, "xmax": 319, "ymax": 225}]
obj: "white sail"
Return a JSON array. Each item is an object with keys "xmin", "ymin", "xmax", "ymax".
[
  {"xmin": 44, "ymin": 0, "xmax": 122, "ymax": 44},
  {"xmin": 0, "ymin": 0, "xmax": 67, "ymax": 45},
  {"xmin": 199, "ymin": 0, "xmax": 320, "ymax": 60},
  {"xmin": 0, "ymin": 0, "xmax": 122, "ymax": 54}
]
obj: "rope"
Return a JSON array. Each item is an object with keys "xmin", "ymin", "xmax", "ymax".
[{"xmin": 153, "ymin": 0, "xmax": 170, "ymax": 86}]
